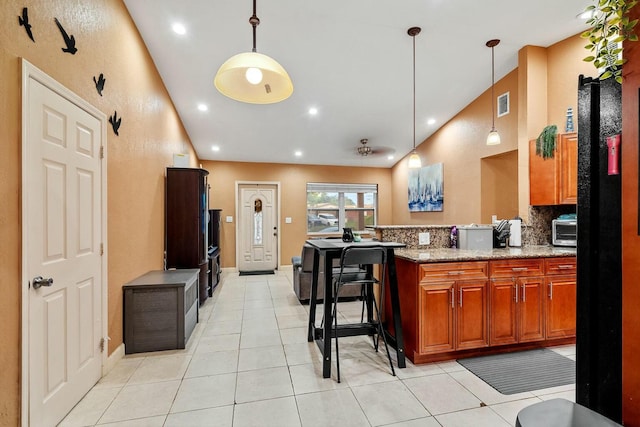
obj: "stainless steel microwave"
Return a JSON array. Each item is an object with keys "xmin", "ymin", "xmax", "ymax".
[{"xmin": 552, "ymin": 219, "xmax": 577, "ymax": 247}]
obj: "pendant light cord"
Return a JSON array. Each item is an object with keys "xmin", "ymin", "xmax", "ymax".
[
  {"xmin": 250, "ymin": 0, "xmax": 260, "ymax": 53},
  {"xmin": 491, "ymin": 44, "xmax": 495, "ymax": 129},
  {"xmin": 413, "ymin": 34, "xmax": 416, "ymax": 150}
]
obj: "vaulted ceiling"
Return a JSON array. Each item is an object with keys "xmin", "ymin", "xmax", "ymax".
[{"xmin": 124, "ymin": 0, "xmax": 591, "ymax": 168}]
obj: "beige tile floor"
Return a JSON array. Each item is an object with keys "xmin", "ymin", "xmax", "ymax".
[{"xmin": 59, "ymin": 270, "xmax": 576, "ymax": 427}]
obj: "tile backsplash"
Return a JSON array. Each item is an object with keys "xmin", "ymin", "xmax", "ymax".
[{"xmin": 373, "ymin": 205, "xmax": 576, "ymax": 249}]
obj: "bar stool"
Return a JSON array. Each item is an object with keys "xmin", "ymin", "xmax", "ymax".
[{"xmin": 329, "ymin": 245, "xmax": 396, "ymax": 383}]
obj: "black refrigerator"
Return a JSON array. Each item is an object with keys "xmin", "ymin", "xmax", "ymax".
[{"xmin": 576, "ymin": 75, "xmax": 622, "ymax": 422}]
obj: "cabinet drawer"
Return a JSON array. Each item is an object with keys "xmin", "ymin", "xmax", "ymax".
[
  {"xmin": 490, "ymin": 259, "xmax": 544, "ymax": 277},
  {"xmin": 545, "ymin": 257, "xmax": 577, "ymax": 275},
  {"xmin": 420, "ymin": 261, "xmax": 488, "ymax": 282}
]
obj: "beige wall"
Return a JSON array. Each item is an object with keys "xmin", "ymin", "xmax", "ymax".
[
  {"xmin": 0, "ymin": 1, "xmax": 198, "ymax": 423},
  {"xmin": 391, "ymin": 69, "xmax": 519, "ymax": 225},
  {"xmin": 201, "ymin": 161, "xmax": 392, "ymax": 268},
  {"xmin": 392, "ymin": 34, "xmax": 593, "ymax": 225}
]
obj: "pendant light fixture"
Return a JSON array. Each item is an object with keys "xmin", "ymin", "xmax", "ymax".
[
  {"xmin": 407, "ymin": 27, "xmax": 422, "ymax": 169},
  {"xmin": 214, "ymin": 0, "xmax": 293, "ymax": 104},
  {"xmin": 486, "ymin": 39, "xmax": 501, "ymax": 146}
]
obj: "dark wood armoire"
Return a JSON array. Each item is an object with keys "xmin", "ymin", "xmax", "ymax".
[{"xmin": 165, "ymin": 167, "xmax": 209, "ymax": 305}]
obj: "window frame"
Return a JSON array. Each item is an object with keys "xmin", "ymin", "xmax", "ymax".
[{"xmin": 306, "ymin": 183, "xmax": 378, "ymax": 234}]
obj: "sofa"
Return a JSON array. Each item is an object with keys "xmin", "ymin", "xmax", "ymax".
[{"xmin": 292, "ymin": 244, "xmax": 363, "ymax": 303}]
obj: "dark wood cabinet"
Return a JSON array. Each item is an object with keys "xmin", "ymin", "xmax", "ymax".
[
  {"xmin": 208, "ymin": 209, "xmax": 222, "ymax": 294},
  {"xmin": 165, "ymin": 167, "xmax": 209, "ymax": 305}
]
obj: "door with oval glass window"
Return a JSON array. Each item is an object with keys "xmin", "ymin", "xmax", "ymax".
[{"xmin": 237, "ymin": 184, "xmax": 278, "ymax": 273}]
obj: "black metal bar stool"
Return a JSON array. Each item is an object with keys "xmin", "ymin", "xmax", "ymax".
[{"xmin": 327, "ymin": 244, "xmax": 396, "ymax": 383}]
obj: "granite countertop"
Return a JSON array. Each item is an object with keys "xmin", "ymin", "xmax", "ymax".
[{"xmin": 394, "ymin": 245, "xmax": 576, "ymax": 263}]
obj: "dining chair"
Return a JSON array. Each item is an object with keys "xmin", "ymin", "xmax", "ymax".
[{"xmin": 329, "ymin": 245, "xmax": 396, "ymax": 383}]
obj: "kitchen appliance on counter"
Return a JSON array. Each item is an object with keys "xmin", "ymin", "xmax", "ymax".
[
  {"xmin": 457, "ymin": 225, "xmax": 493, "ymax": 250},
  {"xmin": 552, "ymin": 214, "xmax": 577, "ymax": 247}
]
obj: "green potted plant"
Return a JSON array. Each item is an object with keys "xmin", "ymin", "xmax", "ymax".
[
  {"xmin": 536, "ymin": 125, "xmax": 558, "ymax": 159},
  {"xmin": 581, "ymin": 0, "xmax": 639, "ymax": 83}
]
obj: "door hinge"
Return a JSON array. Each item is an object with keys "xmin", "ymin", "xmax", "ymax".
[
  {"xmin": 100, "ymin": 243, "xmax": 104, "ymax": 255},
  {"xmin": 100, "ymin": 146, "xmax": 104, "ymax": 159},
  {"xmin": 99, "ymin": 337, "xmax": 105, "ymax": 353}
]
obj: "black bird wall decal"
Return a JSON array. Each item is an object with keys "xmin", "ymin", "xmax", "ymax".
[
  {"xmin": 93, "ymin": 73, "xmax": 106, "ymax": 96},
  {"xmin": 109, "ymin": 111, "xmax": 121, "ymax": 136},
  {"xmin": 18, "ymin": 7, "xmax": 34, "ymax": 42},
  {"xmin": 54, "ymin": 17, "xmax": 77, "ymax": 54}
]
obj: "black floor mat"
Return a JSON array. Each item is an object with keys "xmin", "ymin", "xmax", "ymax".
[
  {"xmin": 239, "ymin": 270, "xmax": 275, "ymax": 276},
  {"xmin": 457, "ymin": 348, "xmax": 575, "ymax": 395}
]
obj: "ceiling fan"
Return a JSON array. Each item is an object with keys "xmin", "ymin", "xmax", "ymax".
[{"xmin": 355, "ymin": 139, "xmax": 393, "ymax": 157}]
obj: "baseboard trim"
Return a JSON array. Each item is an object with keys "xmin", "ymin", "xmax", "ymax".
[{"xmin": 104, "ymin": 343, "xmax": 125, "ymax": 375}]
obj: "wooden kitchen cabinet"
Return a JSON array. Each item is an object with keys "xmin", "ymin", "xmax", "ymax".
[
  {"xmin": 418, "ymin": 262, "xmax": 489, "ymax": 354},
  {"xmin": 489, "ymin": 259, "xmax": 545, "ymax": 345},
  {"xmin": 529, "ymin": 132, "xmax": 577, "ymax": 205},
  {"xmin": 545, "ymin": 257, "xmax": 577, "ymax": 339},
  {"xmin": 389, "ymin": 255, "xmax": 575, "ymax": 364}
]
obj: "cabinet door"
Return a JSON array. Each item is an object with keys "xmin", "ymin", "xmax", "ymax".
[
  {"xmin": 489, "ymin": 278, "xmax": 518, "ymax": 346},
  {"xmin": 529, "ymin": 139, "xmax": 558, "ymax": 205},
  {"xmin": 558, "ymin": 132, "xmax": 577, "ymax": 204},
  {"xmin": 518, "ymin": 277, "xmax": 545, "ymax": 342},
  {"xmin": 419, "ymin": 281, "xmax": 455, "ymax": 354},
  {"xmin": 456, "ymin": 280, "xmax": 489, "ymax": 350},
  {"xmin": 546, "ymin": 275, "xmax": 576, "ymax": 338}
]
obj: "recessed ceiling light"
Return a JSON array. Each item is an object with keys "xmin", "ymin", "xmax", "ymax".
[
  {"xmin": 308, "ymin": 107, "xmax": 318, "ymax": 115},
  {"xmin": 172, "ymin": 23, "xmax": 186, "ymax": 35},
  {"xmin": 427, "ymin": 118, "xmax": 436, "ymax": 126},
  {"xmin": 211, "ymin": 146, "xmax": 220, "ymax": 152},
  {"xmin": 387, "ymin": 155, "xmax": 395, "ymax": 160},
  {"xmin": 197, "ymin": 103, "xmax": 208, "ymax": 112},
  {"xmin": 294, "ymin": 151, "xmax": 302, "ymax": 157}
]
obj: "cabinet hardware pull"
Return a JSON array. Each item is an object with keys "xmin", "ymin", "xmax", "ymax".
[
  {"xmin": 515, "ymin": 283, "xmax": 518, "ymax": 303},
  {"xmin": 522, "ymin": 283, "xmax": 526, "ymax": 302},
  {"xmin": 450, "ymin": 288, "xmax": 454, "ymax": 308},
  {"xmin": 447, "ymin": 271, "xmax": 463, "ymax": 275},
  {"xmin": 549, "ymin": 282, "xmax": 553, "ymax": 299},
  {"xmin": 511, "ymin": 267, "xmax": 528, "ymax": 272},
  {"xmin": 558, "ymin": 265, "xmax": 574, "ymax": 269},
  {"xmin": 459, "ymin": 288, "xmax": 463, "ymax": 307}
]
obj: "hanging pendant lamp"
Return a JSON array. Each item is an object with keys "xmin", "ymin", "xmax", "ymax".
[
  {"xmin": 214, "ymin": 0, "xmax": 293, "ymax": 104},
  {"xmin": 486, "ymin": 39, "xmax": 501, "ymax": 145},
  {"xmin": 407, "ymin": 27, "xmax": 422, "ymax": 169}
]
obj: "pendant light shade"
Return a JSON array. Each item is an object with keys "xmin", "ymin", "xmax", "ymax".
[
  {"xmin": 408, "ymin": 27, "xmax": 422, "ymax": 169},
  {"xmin": 214, "ymin": 0, "xmax": 293, "ymax": 104},
  {"xmin": 486, "ymin": 39, "xmax": 501, "ymax": 146}
]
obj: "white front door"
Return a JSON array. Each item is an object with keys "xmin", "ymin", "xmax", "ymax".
[
  {"xmin": 237, "ymin": 184, "xmax": 278, "ymax": 272},
  {"xmin": 23, "ymin": 62, "xmax": 105, "ymax": 426}
]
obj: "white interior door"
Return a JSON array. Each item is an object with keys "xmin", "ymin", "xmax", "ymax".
[
  {"xmin": 23, "ymin": 64, "xmax": 105, "ymax": 426},
  {"xmin": 238, "ymin": 184, "xmax": 278, "ymax": 272}
]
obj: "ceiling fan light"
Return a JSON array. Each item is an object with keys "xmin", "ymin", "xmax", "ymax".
[
  {"xmin": 486, "ymin": 129, "xmax": 501, "ymax": 146},
  {"xmin": 408, "ymin": 150, "xmax": 422, "ymax": 168},
  {"xmin": 215, "ymin": 52, "xmax": 293, "ymax": 104}
]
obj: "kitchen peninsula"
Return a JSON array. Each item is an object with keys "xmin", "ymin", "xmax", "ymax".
[{"xmin": 374, "ymin": 226, "xmax": 577, "ymax": 365}]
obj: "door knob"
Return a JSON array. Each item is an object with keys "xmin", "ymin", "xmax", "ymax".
[{"xmin": 32, "ymin": 276, "xmax": 54, "ymax": 289}]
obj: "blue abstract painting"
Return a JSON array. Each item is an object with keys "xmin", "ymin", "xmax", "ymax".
[{"xmin": 408, "ymin": 163, "xmax": 443, "ymax": 212}]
